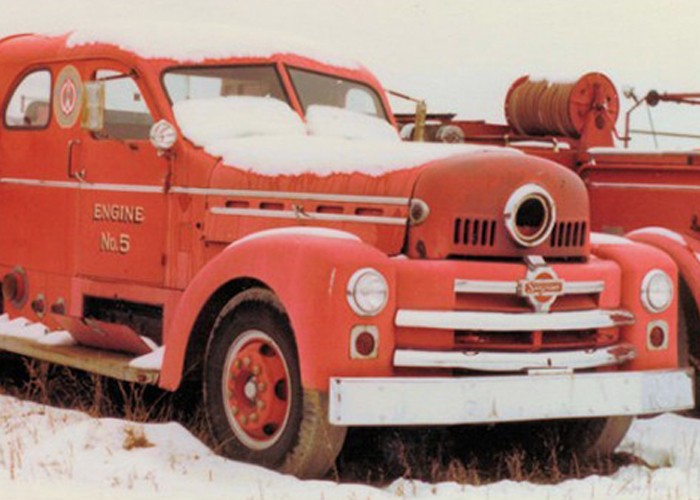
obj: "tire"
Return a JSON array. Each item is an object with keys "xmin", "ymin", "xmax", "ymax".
[
  {"xmin": 203, "ymin": 288, "xmax": 346, "ymax": 478},
  {"xmin": 550, "ymin": 416, "xmax": 633, "ymax": 460},
  {"xmin": 678, "ymin": 280, "xmax": 700, "ymax": 416}
]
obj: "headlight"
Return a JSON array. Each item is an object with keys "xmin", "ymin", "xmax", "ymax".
[
  {"xmin": 347, "ymin": 268, "xmax": 389, "ymax": 316},
  {"xmin": 640, "ymin": 269, "xmax": 674, "ymax": 313}
]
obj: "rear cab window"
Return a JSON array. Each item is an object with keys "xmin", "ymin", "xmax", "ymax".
[{"xmin": 4, "ymin": 69, "xmax": 52, "ymax": 129}]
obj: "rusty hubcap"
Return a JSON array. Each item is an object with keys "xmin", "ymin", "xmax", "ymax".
[{"xmin": 223, "ymin": 330, "xmax": 291, "ymax": 450}]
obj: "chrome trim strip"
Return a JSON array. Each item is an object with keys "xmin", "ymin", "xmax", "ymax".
[
  {"xmin": 329, "ymin": 369, "xmax": 695, "ymax": 425},
  {"xmin": 588, "ymin": 181, "xmax": 700, "ymax": 193},
  {"xmin": 393, "ymin": 344, "xmax": 636, "ymax": 372},
  {"xmin": 0, "ymin": 177, "xmax": 163, "ymax": 193},
  {"xmin": 81, "ymin": 182, "xmax": 163, "ymax": 193},
  {"xmin": 395, "ymin": 309, "xmax": 634, "ymax": 331},
  {"xmin": 562, "ymin": 281, "xmax": 606, "ymax": 294},
  {"xmin": 210, "ymin": 207, "xmax": 407, "ymax": 226},
  {"xmin": 0, "ymin": 178, "xmax": 410, "ymax": 203},
  {"xmin": 0, "ymin": 178, "xmax": 78, "ymax": 189},
  {"xmin": 454, "ymin": 280, "xmax": 517, "ymax": 294},
  {"xmin": 454, "ymin": 279, "xmax": 604, "ymax": 295},
  {"xmin": 171, "ymin": 186, "xmax": 411, "ymax": 205},
  {"xmin": 588, "ymin": 147, "xmax": 700, "ymax": 156}
]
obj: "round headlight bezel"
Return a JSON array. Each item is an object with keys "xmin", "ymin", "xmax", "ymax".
[
  {"xmin": 504, "ymin": 184, "xmax": 556, "ymax": 248},
  {"xmin": 640, "ymin": 269, "xmax": 674, "ymax": 314},
  {"xmin": 346, "ymin": 268, "xmax": 389, "ymax": 317}
]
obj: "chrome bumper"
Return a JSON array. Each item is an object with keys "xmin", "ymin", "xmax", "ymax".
[{"xmin": 328, "ymin": 368, "xmax": 694, "ymax": 426}]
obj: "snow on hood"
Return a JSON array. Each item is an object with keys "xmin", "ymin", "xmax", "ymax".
[
  {"xmin": 306, "ymin": 105, "xmax": 400, "ymax": 141},
  {"xmin": 173, "ymin": 96, "xmax": 518, "ymax": 177},
  {"xmin": 62, "ymin": 20, "xmax": 361, "ymax": 68},
  {"xmin": 206, "ymin": 136, "xmax": 515, "ymax": 177},
  {"xmin": 173, "ymin": 96, "xmax": 307, "ymax": 143}
]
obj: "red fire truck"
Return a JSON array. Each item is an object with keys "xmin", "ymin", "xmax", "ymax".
[
  {"xmin": 0, "ymin": 31, "xmax": 693, "ymax": 478},
  {"xmin": 399, "ymin": 72, "xmax": 700, "ymax": 410}
]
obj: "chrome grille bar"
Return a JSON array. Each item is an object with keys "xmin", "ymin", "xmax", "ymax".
[
  {"xmin": 395, "ymin": 309, "xmax": 634, "ymax": 331},
  {"xmin": 393, "ymin": 343, "xmax": 636, "ymax": 372},
  {"xmin": 454, "ymin": 279, "xmax": 605, "ymax": 295}
]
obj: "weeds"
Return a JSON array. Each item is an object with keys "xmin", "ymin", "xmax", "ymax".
[
  {"xmin": 336, "ymin": 424, "xmax": 634, "ymax": 486},
  {"xmin": 0, "ymin": 354, "xmax": 208, "ymax": 446},
  {"xmin": 122, "ymin": 426, "xmax": 154, "ymax": 451},
  {"xmin": 0, "ymin": 355, "xmax": 636, "ymax": 487}
]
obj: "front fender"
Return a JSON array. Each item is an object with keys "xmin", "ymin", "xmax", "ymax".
[
  {"xmin": 627, "ymin": 227, "xmax": 700, "ymax": 320},
  {"xmin": 160, "ymin": 231, "xmax": 396, "ymax": 391},
  {"xmin": 591, "ymin": 231, "xmax": 679, "ymax": 370}
]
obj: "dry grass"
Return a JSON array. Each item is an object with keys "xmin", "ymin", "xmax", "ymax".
[
  {"xmin": 0, "ymin": 353, "xmax": 209, "ymax": 444},
  {"xmin": 336, "ymin": 424, "xmax": 637, "ymax": 486},
  {"xmin": 0, "ymin": 354, "xmax": 640, "ymax": 486},
  {"xmin": 122, "ymin": 425, "xmax": 155, "ymax": 451}
]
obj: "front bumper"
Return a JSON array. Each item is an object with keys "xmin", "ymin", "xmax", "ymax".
[{"xmin": 329, "ymin": 368, "xmax": 694, "ymax": 426}]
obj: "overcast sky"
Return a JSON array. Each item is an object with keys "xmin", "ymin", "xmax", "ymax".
[{"xmin": 2, "ymin": 0, "xmax": 699, "ymax": 148}]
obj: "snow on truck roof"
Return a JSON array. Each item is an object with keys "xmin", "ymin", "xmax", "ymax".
[{"xmin": 56, "ymin": 21, "xmax": 362, "ymax": 68}]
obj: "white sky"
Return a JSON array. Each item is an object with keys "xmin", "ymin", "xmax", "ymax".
[{"xmin": 2, "ymin": 0, "xmax": 700, "ymax": 148}]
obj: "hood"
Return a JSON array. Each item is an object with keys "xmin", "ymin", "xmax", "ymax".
[{"xmin": 406, "ymin": 152, "xmax": 590, "ymax": 260}]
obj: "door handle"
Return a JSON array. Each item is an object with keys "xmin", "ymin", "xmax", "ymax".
[{"xmin": 66, "ymin": 139, "xmax": 85, "ymax": 181}]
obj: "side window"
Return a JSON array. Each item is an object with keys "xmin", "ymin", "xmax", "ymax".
[
  {"xmin": 96, "ymin": 70, "xmax": 153, "ymax": 140},
  {"xmin": 4, "ymin": 70, "xmax": 51, "ymax": 129}
]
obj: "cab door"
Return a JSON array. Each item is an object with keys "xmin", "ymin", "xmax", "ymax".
[{"xmin": 74, "ymin": 61, "xmax": 167, "ymax": 286}]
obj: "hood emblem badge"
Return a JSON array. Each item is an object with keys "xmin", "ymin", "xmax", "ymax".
[{"xmin": 518, "ymin": 256, "xmax": 564, "ymax": 313}]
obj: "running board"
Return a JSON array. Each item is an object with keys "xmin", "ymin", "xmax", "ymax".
[
  {"xmin": 0, "ymin": 334, "xmax": 159, "ymax": 384},
  {"xmin": 0, "ymin": 315, "xmax": 159, "ymax": 384}
]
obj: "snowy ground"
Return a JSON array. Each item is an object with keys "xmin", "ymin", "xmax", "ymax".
[
  {"xmin": 0, "ymin": 395, "xmax": 696, "ymax": 500},
  {"xmin": 0, "ymin": 2, "xmax": 698, "ymax": 498}
]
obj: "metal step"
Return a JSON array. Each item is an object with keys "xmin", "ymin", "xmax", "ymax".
[{"xmin": 0, "ymin": 315, "xmax": 160, "ymax": 384}]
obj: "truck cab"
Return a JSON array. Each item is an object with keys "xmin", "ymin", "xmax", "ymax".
[{"xmin": 0, "ymin": 30, "xmax": 693, "ymax": 478}]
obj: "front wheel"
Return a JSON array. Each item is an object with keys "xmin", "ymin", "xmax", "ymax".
[
  {"xmin": 203, "ymin": 288, "xmax": 346, "ymax": 478},
  {"xmin": 678, "ymin": 279, "xmax": 700, "ymax": 415},
  {"xmin": 552, "ymin": 416, "xmax": 633, "ymax": 460}
]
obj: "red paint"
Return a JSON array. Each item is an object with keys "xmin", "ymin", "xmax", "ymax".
[{"xmin": 0, "ymin": 36, "xmax": 679, "ymax": 403}]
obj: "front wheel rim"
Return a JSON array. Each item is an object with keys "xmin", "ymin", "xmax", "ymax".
[{"xmin": 222, "ymin": 329, "xmax": 292, "ymax": 451}]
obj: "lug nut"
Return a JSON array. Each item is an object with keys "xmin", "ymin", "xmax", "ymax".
[
  {"xmin": 249, "ymin": 413, "xmax": 258, "ymax": 423},
  {"xmin": 257, "ymin": 382, "xmax": 266, "ymax": 392},
  {"xmin": 252, "ymin": 365, "xmax": 261, "ymax": 375},
  {"xmin": 256, "ymin": 400, "xmax": 265, "ymax": 410},
  {"xmin": 233, "ymin": 359, "xmax": 242, "ymax": 369},
  {"xmin": 230, "ymin": 406, "xmax": 238, "ymax": 415},
  {"xmin": 240, "ymin": 415, "xmax": 248, "ymax": 425},
  {"xmin": 243, "ymin": 357, "xmax": 251, "ymax": 367}
]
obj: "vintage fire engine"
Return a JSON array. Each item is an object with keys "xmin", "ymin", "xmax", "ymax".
[
  {"xmin": 400, "ymin": 72, "xmax": 700, "ymax": 409},
  {"xmin": 0, "ymin": 31, "xmax": 693, "ymax": 478}
]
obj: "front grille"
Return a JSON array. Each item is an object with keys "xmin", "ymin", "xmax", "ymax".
[
  {"xmin": 453, "ymin": 218, "xmax": 497, "ymax": 247},
  {"xmin": 550, "ymin": 221, "xmax": 586, "ymax": 247},
  {"xmin": 454, "ymin": 328, "xmax": 617, "ymax": 352}
]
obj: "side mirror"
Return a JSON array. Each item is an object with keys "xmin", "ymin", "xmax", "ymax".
[
  {"xmin": 149, "ymin": 119, "xmax": 178, "ymax": 151},
  {"xmin": 81, "ymin": 81, "xmax": 105, "ymax": 132}
]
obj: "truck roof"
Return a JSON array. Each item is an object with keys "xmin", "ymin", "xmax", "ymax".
[{"xmin": 0, "ymin": 21, "xmax": 361, "ymax": 70}]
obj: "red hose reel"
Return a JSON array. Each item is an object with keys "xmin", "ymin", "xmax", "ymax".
[{"xmin": 505, "ymin": 72, "xmax": 619, "ymax": 140}]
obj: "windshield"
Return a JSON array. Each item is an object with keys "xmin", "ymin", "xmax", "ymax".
[
  {"xmin": 287, "ymin": 67, "xmax": 387, "ymax": 120},
  {"xmin": 163, "ymin": 65, "xmax": 288, "ymax": 104}
]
